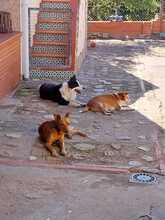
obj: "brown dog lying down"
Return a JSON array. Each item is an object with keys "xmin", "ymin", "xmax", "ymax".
[
  {"xmin": 82, "ymin": 92, "xmax": 129, "ymax": 115},
  {"xmin": 38, "ymin": 113, "xmax": 87, "ymax": 157}
]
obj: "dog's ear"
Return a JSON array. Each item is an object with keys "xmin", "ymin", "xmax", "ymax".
[
  {"xmin": 68, "ymin": 75, "xmax": 79, "ymax": 89},
  {"xmin": 119, "ymin": 91, "xmax": 128, "ymax": 95},
  {"xmin": 69, "ymin": 75, "xmax": 76, "ymax": 81},
  {"xmin": 118, "ymin": 92, "xmax": 128, "ymax": 100},
  {"xmin": 65, "ymin": 112, "xmax": 70, "ymax": 118},
  {"xmin": 53, "ymin": 114, "xmax": 57, "ymax": 119},
  {"xmin": 54, "ymin": 114, "xmax": 62, "ymax": 122}
]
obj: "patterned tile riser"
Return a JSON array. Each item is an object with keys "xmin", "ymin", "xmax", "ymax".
[
  {"xmin": 32, "ymin": 45, "xmax": 66, "ymax": 54},
  {"xmin": 40, "ymin": 2, "xmax": 71, "ymax": 10},
  {"xmin": 30, "ymin": 1, "xmax": 72, "ymax": 80},
  {"xmin": 37, "ymin": 23, "xmax": 69, "ymax": 31},
  {"xmin": 31, "ymin": 57, "xmax": 66, "ymax": 67},
  {"xmin": 34, "ymin": 33, "xmax": 66, "ymax": 42},
  {"xmin": 31, "ymin": 70, "xmax": 75, "ymax": 81},
  {"xmin": 39, "ymin": 11, "xmax": 71, "ymax": 20}
]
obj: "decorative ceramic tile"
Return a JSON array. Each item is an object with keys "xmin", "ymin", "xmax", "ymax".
[
  {"xmin": 34, "ymin": 33, "xmax": 66, "ymax": 41},
  {"xmin": 41, "ymin": 2, "xmax": 71, "ymax": 10},
  {"xmin": 31, "ymin": 57, "xmax": 66, "ymax": 67},
  {"xmin": 39, "ymin": 11, "xmax": 71, "ymax": 20},
  {"xmin": 32, "ymin": 45, "xmax": 66, "ymax": 54},
  {"xmin": 31, "ymin": 70, "xmax": 75, "ymax": 80},
  {"xmin": 38, "ymin": 23, "xmax": 69, "ymax": 31}
]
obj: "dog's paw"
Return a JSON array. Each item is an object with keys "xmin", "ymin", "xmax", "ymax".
[
  {"xmin": 51, "ymin": 150, "xmax": 58, "ymax": 157},
  {"xmin": 65, "ymin": 133, "xmax": 72, "ymax": 139},
  {"xmin": 60, "ymin": 150, "xmax": 67, "ymax": 156}
]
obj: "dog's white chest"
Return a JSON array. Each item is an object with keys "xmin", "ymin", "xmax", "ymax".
[{"xmin": 60, "ymin": 83, "xmax": 76, "ymax": 101}]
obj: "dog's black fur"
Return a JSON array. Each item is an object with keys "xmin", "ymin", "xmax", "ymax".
[{"xmin": 39, "ymin": 75, "xmax": 83, "ymax": 106}]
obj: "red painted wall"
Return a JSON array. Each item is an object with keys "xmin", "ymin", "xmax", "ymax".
[
  {"xmin": 0, "ymin": 32, "xmax": 21, "ymax": 98},
  {"xmin": 88, "ymin": 20, "xmax": 165, "ymax": 38}
]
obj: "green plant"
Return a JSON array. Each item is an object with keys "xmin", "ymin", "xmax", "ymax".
[{"xmin": 88, "ymin": 0, "xmax": 160, "ymax": 21}]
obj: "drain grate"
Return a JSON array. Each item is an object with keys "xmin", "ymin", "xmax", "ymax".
[{"xmin": 129, "ymin": 173, "xmax": 158, "ymax": 184}]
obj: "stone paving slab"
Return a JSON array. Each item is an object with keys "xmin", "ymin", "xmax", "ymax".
[{"xmin": 0, "ymin": 39, "xmax": 165, "ymax": 172}]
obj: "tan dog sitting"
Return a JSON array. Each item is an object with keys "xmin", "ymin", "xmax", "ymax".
[
  {"xmin": 38, "ymin": 113, "xmax": 87, "ymax": 157},
  {"xmin": 82, "ymin": 92, "xmax": 129, "ymax": 115}
]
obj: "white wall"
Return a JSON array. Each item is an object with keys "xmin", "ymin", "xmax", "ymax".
[
  {"xmin": 76, "ymin": 0, "xmax": 88, "ymax": 71},
  {"xmin": 20, "ymin": 0, "xmax": 41, "ymax": 79}
]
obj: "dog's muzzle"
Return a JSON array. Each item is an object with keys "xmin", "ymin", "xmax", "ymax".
[
  {"xmin": 74, "ymin": 86, "xmax": 85, "ymax": 94},
  {"xmin": 75, "ymin": 88, "xmax": 81, "ymax": 94}
]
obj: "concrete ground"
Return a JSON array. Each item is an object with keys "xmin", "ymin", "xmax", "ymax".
[{"xmin": 0, "ymin": 39, "xmax": 165, "ymax": 219}]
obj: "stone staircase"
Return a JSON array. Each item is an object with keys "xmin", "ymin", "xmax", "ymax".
[{"xmin": 30, "ymin": 0, "xmax": 75, "ymax": 80}]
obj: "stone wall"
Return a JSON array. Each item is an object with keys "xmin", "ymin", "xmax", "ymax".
[{"xmin": 0, "ymin": 0, "xmax": 20, "ymax": 31}]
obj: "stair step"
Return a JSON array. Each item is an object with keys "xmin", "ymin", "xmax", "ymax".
[
  {"xmin": 39, "ymin": 10, "xmax": 71, "ymax": 20},
  {"xmin": 32, "ymin": 45, "xmax": 67, "ymax": 54},
  {"xmin": 31, "ymin": 57, "xmax": 66, "ymax": 68},
  {"xmin": 42, "ymin": 0, "xmax": 71, "ymax": 3},
  {"xmin": 34, "ymin": 33, "xmax": 67, "ymax": 42},
  {"xmin": 36, "ymin": 22, "xmax": 69, "ymax": 32},
  {"xmin": 31, "ymin": 66, "xmax": 70, "ymax": 71},
  {"xmin": 31, "ymin": 65, "xmax": 69, "ymax": 71},
  {"xmin": 33, "ymin": 40, "xmax": 68, "ymax": 46},
  {"xmin": 38, "ymin": 19, "xmax": 69, "ymax": 23},
  {"xmin": 31, "ymin": 69, "xmax": 75, "ymax": 81},
  {"xmin": 31, "ymin": 52, "xmax": 67, "ymax": 58},
  {"xmin": 40, "ymin": 2, "xmax": 71, "ymax": 10},
  {"xmin": 36, "ymin": 29, "xmax": 69, "ymax": 34}
]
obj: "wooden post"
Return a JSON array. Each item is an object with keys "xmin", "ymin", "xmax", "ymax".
[{"xmin": 0, "ymin": 11, "xmax": 13, "ymax": 33}]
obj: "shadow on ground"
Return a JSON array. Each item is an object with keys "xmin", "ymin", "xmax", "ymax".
[{"xmin": 0, "ymin": 39, "xmax": 164, "ymax": 171}]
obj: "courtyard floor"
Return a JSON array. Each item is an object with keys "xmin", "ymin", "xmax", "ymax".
[
  {"xmin": 0, "ymin": 39, "xmax": 165, "ymax": 219},
  {"xmin": 0, "ymin": 39, "xmax": 165, "ymax": 174}
]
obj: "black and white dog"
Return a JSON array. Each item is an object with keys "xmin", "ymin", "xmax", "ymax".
[{"xmin": 39, "ymin": 76, "xmax": 84, "ymax": 107}]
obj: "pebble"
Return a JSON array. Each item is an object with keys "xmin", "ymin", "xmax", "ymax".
[
  {"xmin": 73, "ymin": 154, "xmax": 86, "ymax": 160},
  {"xmin": 121, "ymin": 120, "xmax": 132, "ymax": 123},
  {"xmin": 117, "ymin": 136, "xmax": 131, "ymax": 141},
  {"xmin": 24, "ymin": 192, "xmax": 43, "ymax": 200},
  {"xmin": 137, "ymin": 146, "xmax": 150, "ymax": 152},
  {"xmin": 128, "ymin": 161, "xmax": 142, "ymax": 167},
  {"xmin": 95, "ymin": 85, "xmax": 104, "ymax": 89},
  {"xmin": 72, "ymin": 119, "xmax": 78, "ymax": 124},
  {"xmin": 138, "ymin": 136, "xmax": 146, "ymax": 140},
  {"xmin": 73, "ymin": 143, "xmax": 96, "ymax": 151},
  {"xmin": 94, "ymin": 89, "xmax": 105, "ymax": 93},
  {"xmin": 112, "ymin": 86, "xmax": 121, "ymax": 90},
  {"xmin": 111, "ymin": 143, "xmax": 121, "ymax": 150},
  {"xmin": 142, "ymin": 155, "xmax": 154, "ymax": 162},
  {"xmin": 138, "ymin": 121, "xmax": 146, "ymax": 125},
  {"xmin": 114, "ymin": 124, "xmax": 121, "ymax": 128},
  {"xmin": 29, "ymin": 156, "xmax": 37, "ymax": 161},
  {"xmin": 104, "ymin": 151, "xmax": 114, "ymax": 157},
  {"xmin": 0, "ymin": 150, "xmax": 13, "ymax": 157},
  {"xmin": 5, "ymin": 132, "xmax": 22, "ymax": 138},
  {"xmin": 44, "ymin": 115, "xmax": 54, "ymax": 120},
  {"xmin": 99, "ymin": 80, "xmax": 112, "ymax": 85},
  {"xmin": 37, "ymin": 110, "xmax": 47, "ymax": 113},
  {"xmin": 92, "ymin": 124, "xmax": 101, "ymax": 129}
]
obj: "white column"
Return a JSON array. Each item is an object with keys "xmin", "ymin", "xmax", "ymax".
[{"xmin": 21, "ymin": 0, "xmax": 30, "ymax": 79}]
